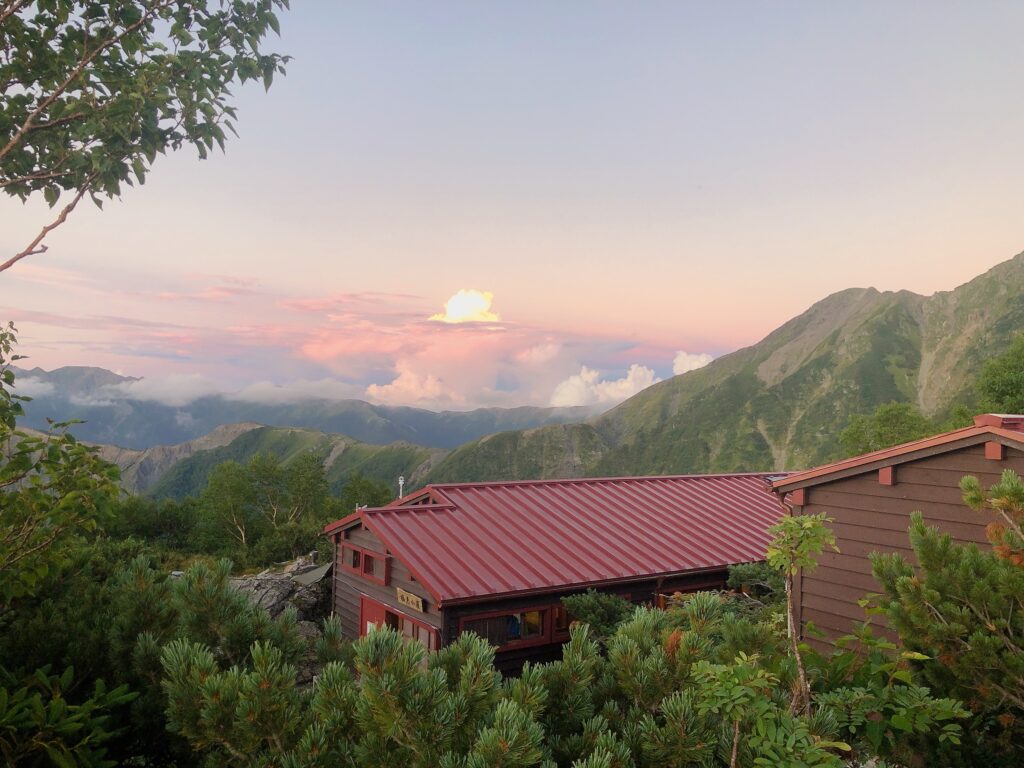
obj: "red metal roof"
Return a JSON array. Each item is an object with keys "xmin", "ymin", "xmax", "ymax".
[
  {"xmin": 325, "ymin": 473, "xmax": 784, "ymax": 605},
  {"xmin": 771, "ymin": 414, "xmax": 1024, "ymax": 492}
]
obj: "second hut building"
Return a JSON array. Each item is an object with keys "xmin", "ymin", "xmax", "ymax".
[{"xmin": 323, "ymin": 473, "xmax": 783, "ymax": 670}]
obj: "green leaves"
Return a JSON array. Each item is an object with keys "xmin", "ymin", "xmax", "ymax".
[
  {"xmin": 1, "ymin": 1, "xmax": 291, "ymax": 269},
  {"xmin": 766, "ymin": 513, "xmax": 838, "ymax": 576},
  {"xmin": 978, "ymin": 333, "xmax": 1024, "ymax": 413},
  {"xmin": 0, "ymin": 326, "xmax": 121, "ymax": 610},
  {"xmin": 0, "ymin": 665, "xmax": 136, "ymax": 767}
]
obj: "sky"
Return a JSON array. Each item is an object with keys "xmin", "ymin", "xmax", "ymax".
[{"xmin": 2, "ymin": 2, "xmax": 1023, "ymax": 411}]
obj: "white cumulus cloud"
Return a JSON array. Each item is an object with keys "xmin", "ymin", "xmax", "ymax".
[
  {"xmin": 430, "ymin": 289, "xmax": 500, "ymax": 323},
  {"xmin": 365, "ymin": 363, "xmax": 459, "ymax": 407},
  {"xmin": 672, "ymin": 351, "xmax": 714, "ymax": 375},
  {"xmin": 549, "ymin": 364, "xmax": 660, "ymax": 407}
]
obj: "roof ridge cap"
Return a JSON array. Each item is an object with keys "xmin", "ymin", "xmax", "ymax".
[{"xmin": 432, "ymin": 472, "xmax": 779, "ymax": 491}]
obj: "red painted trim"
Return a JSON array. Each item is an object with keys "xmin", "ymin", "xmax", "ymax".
[
  {"xmin": 985, "ymin": 441, "xmax": 1007, "ymax": 460},
  {"xmin": 790, "ymin": 488, "xmax": 807, "ymax": 505},
  {"xmin": 878, "ymin": 466, "xmax": 896, "ymax": 486},
  {"xmin": 323, "ymin": 509, "xmax": 364, "ymax": 536},
  {"xmin": 772, "ymin": 426, "xmax": 1024, "ymax": 491},
  {"xmin": 360, "ymin": 595, "xmax": 440, "ymax": 650},
  {"xmin": 974, "ymin": 413, "xmax": 1024, "ymax": 430},
  {"xmin": 339, "ymin": 542, "xmax": 390, "ymax": 586}
]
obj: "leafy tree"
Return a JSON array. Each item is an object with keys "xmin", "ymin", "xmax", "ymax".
[
  {"xmin": 338, "ymin": 471, "xmax": 394, "ymax": 513},
  {"xmin": 0, "ymin": 328, "xmax": 142, "ymax": 761},
  {"xmin": 765, "ymin": 512, "xmax": 838, "ymax": 714},
  {"xmin": 197, "ymin": 459, "xmax": 261, "ymax": 549},
  {"xmin": 0, "ymin": 323, "xmax": 120, "ymax": 609},
  {"xmin": 106, "ymin": 495, "xmax": 198, "ymax": 553},
  {"xmin": 0, "ymin": 666, "xmax": 135, "ymax": 767},
  {"xmin": 839, "ymin": 401, "xmax": 934, "ymax": 457},
  {"xmin": 0, "ymin": 0, "xmax": 290, "ymax": 272},
  {"xmin": 693, "ymin": 652, "xmax": 778, "ymax": 768},
  {"xmin": 977, "ymin": 334, "xmax": 1024, "ymax": 414}
]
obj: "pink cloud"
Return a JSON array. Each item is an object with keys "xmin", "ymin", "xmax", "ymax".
[
  {"xmin": 365, "ymin": 362, "xmax": 459, "ymax": 407},
  {"xmin": 2, "ymin": 277, "xmax": 698, "ymax": 409}
]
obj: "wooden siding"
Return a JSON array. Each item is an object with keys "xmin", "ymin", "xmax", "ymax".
[
  {"xmin": 331, "ymin": 524, "xmax": 441, "ymax": 640},
  {"xmin": 796, "ymin": 443, "xmax": 1023, "ymax": 651}
]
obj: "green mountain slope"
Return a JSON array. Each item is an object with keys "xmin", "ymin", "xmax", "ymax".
[
  {"xmin": 146, "ymin": 425, "xmax": 444, "ymax": 499},
  {"xmin": 427, "ymin": 252, "xmax": 1024, "ymax": 482}
]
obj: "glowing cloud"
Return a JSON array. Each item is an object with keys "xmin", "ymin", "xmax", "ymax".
[
  {"xmin": 549, "ymin": 364, "xmax": 661, "ymax": 407},
  {"xmin": 516, "ymin": 342, "xmax": 561, "ymax": 365},
  {"xmin": 672, "ymin": 351, "xmax": 714, "ymax": 375},
  {"xmin": 365, "ymin": 362, "xmax": 459, "ymax": 407},
  {"xmin": 430, "ymin": 289, "xmax": 500, "ymax": 323}
]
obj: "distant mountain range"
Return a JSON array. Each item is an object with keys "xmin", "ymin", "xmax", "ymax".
[
  {"xmin": 18, "ymin": 252, "xmax": 1024, "ymax": 498},
  {"xmin": 12, "ymin": 369, "xmax": 597, "ymax": 450}
]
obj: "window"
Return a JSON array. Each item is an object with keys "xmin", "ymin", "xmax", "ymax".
[
  {"xmin": 340, "ymin": 543, "xmax": 390, "ymax": 585},
  {"xmin": 552, "ymin": 605, "xmax": 571, "ymax": 638},
  {"xmin": 462, "ymin": 610, "xmax": 547, "ymax": 649},
  {"xmin": 384, "ymin": 609, "xmax": 436, "ymax": 650}
]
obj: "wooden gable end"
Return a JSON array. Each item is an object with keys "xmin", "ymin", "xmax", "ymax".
[{"xmin": 795, "ymin": 441, "xmax": 1024, "ymax": 651}]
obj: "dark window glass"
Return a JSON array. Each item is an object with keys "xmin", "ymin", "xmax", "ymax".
[
  {"xmin": 553, "ymin": 606, "xmax": 570, "ymax": 633},
  {"xmin": 464, "ymin": 610, "xmax": 546, "ymax": 647}
]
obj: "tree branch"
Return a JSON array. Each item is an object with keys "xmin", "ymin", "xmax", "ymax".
[
  {"xmin": 0, "ymin": 174, "xmax": 96, "ymax": 273},
  {"xmin": 0, "ymin": 0, "xmax": 174, "ymax": 164},
  {"xmin": 0, "ymin": 0, "xmax": 31, "ymax": 28}
]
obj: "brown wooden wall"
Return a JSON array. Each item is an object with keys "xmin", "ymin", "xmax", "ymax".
[
  {"xmin": 331, "ymin": 524, "xmax": 442, "ymax": 639},
  {"xmin": 794, "ymin": 443, "xmax": 1023, "ymax": 651}
]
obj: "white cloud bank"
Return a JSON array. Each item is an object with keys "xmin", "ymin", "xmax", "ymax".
[
  {"xmin": 233, "ymin": 378, "xmax": 365, "ymax": 404},
  {"xmin": 430, "ymin": 289, "xmax": 500, "ymax": 323},
  {"xmin": 549, "ymin": 364, "xmax": 660, "ymax": 408},
  {"xmin": 14, "ymin": 377, "xmax": 55, "ymax": 397},
  {"xmin": 106, "ymin": 374, "xmax": 225, "ymax": 407},
  {"xmin": 672, "ymin": 350, "xmax": 714, "ymax": 375}
]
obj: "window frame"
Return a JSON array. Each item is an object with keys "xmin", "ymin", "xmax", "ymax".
[
  {"xmin": 339, "ymin": 542, "xmax": 391, "ymax": 586},
  {"xmin": 459, "ymin": 607, "xmax": 552, "ymax": 651}
]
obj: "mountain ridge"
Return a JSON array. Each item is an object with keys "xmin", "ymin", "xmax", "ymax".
[{"xmin": 426, "ymin": 252, "xmax": 1024, "ymax": 482}]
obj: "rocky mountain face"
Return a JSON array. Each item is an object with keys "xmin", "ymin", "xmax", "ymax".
[{"xmin": 428, "ymin": 252, "xmax": 1024, "ymax": 481}]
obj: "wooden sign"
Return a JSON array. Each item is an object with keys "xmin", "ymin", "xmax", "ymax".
[{"xmin": 396, "ymin": 587, "xmax": 424, "ymax": 612}]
